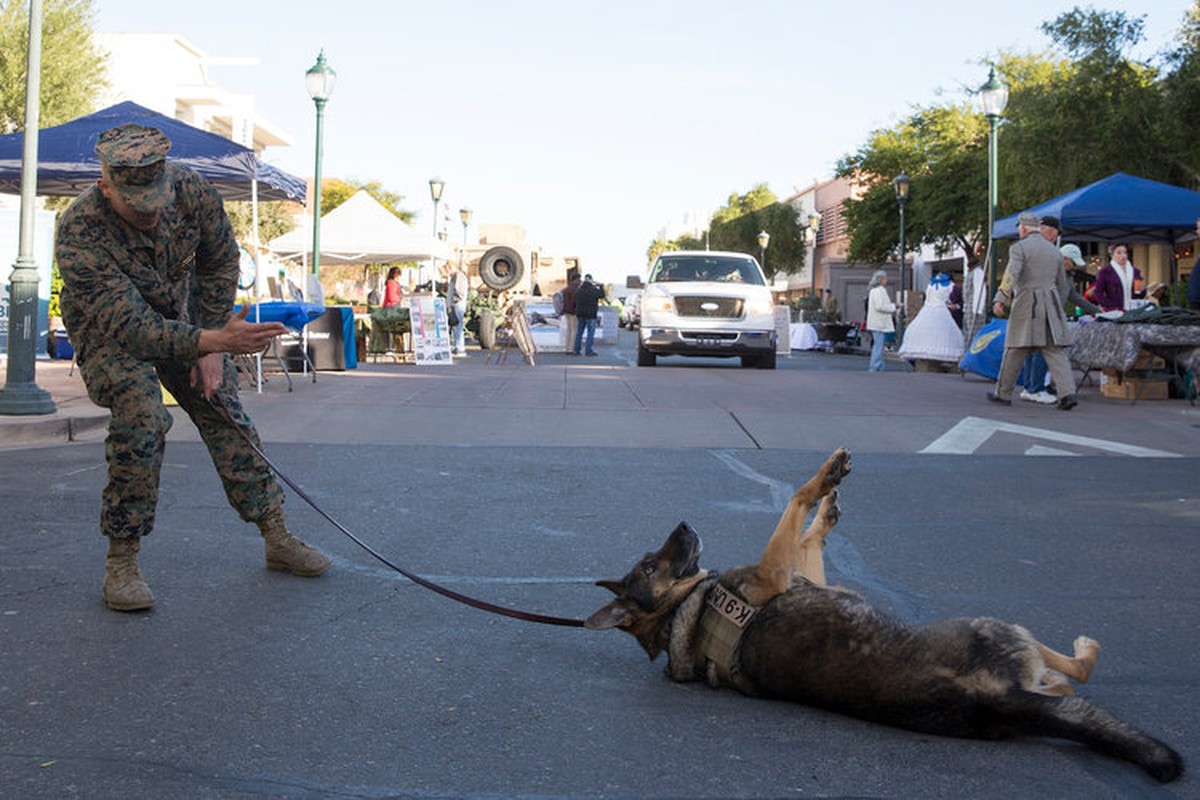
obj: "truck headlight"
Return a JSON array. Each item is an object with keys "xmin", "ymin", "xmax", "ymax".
[
  {"xmin": 745, "ymin": 296, "xmax": 774, "ymax": 316},
  {"xmin": 642, "ymin": 295, "xmax": 674, "ymax": 314}
]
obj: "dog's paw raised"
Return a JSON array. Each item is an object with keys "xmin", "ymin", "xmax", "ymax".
[
  {"xmin": 819, "ymin": 489, "xmax": 841, "ymax": 526},
  {"xmin": 821, "ymin": 448, "xmax": 852, "ymax": 489}
]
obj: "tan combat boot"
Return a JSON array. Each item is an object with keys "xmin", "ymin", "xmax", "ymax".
[
  {"xmin": 103, "ymin": 537, "xmax": 155, "ymax": 611},
  {"xmin": 258, "ymin": 507, "xmax": 331, "ymax": 576}
]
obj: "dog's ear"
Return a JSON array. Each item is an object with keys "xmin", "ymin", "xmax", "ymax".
[
  {"xmin": 595, "ymin": 579, "xmax": 625, "ymax": 596},
  {"xmin": 584, "ymin": 600, "xmax": 635, "ymax": 630}
]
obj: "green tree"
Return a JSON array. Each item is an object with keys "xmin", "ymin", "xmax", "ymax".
[
  {"xmin": 646, "ymin": 236, "xmax": 671, "ymax": 265},
  {"xmin": 321, "ymin": 177, "xmax": 414, "ymax": 223},
  {"xmin": 1006, "ymin": 7, "xmax": 1168, "ymax": 201},
  {"xmin": 224, "ymin": 200, "xmax": 297, "ymax": 246},
  {"xmin": 708, "ymin": 183, "xmax": 805, "ymax": 279},
  {"xmin": 0, "ymin": 0, "xmax": 107, "ymax": 132},
  {"xmin": 837, "ymin": 5, "xmax": 1194, "ymax": 266},
  {"xmin": 1161, "ymin": 1, "xmax": 1200, "ymax": 184},
  {"xmin": 646, "ymin": 232, "xmax": 708, "ymax": 267},
  {"xmin": 838, "ymin": 102, "xmax": 990, "ymax": 265}
]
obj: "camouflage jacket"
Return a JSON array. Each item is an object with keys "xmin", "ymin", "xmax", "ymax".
[{"xmin": 56, "ymin": 162, "xmax": 238, "ymax": 364}]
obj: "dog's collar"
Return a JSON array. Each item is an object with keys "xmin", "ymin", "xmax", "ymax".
[{"xmin": 696, "ymin": 581, "xmax": 761, "ymax": 689}]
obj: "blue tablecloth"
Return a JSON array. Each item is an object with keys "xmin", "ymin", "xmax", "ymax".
[{"xmin": 235, "ymin": 301, "xmax": 326, "ymax": 331}]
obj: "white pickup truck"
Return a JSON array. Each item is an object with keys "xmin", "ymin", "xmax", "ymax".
[{"xmin": 632, "ymin": 250, "xmax": 776, "ymax": 369}]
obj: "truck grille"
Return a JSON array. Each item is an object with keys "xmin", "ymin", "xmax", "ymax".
[{"xmin": 674, "ymin": 296, "xmax": 743, "ymax": 318}]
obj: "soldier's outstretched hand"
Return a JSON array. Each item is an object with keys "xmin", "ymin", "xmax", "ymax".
[{"xmin": 199, "ymin": 305, "xmax": 288, "ymax": 357}]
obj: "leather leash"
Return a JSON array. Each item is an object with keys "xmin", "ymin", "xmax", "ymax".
[{"xmin": 209, "ymin": 396, "xmax": 586, "ymax": 628}]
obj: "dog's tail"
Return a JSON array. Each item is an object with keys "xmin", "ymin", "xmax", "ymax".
[{"xmin": 992, "ymin": 691, "xmax": 1183, "ymax": 783}]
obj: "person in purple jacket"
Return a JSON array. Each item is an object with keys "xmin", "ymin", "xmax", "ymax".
[{"xmin": 1093, "ymin": 243, "xmax": 1144, "ymax": 312}]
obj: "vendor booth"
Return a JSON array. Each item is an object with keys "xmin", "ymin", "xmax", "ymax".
[
  {"xmin": 990, "ymin": 173, "xmax": 1200, "ymax": 400},
  {"xmin": 268, "ymin": 191, "xmax": 451, "ymax": 266},
  {"xmin": 993, "ymin": 173, "xmax": 1200, "ymax": 245},
  {"xmin": 268, "ymin": 191, "xmax": 453, "ymax": 363}
]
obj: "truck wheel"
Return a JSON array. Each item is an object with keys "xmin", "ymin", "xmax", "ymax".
[
  {"xmin": 478, "ymin": 246, "xmax": 524, "ymax": 291},
  {"xmin": 637, "ymin": 341, "xmax": 656, "ymax": 367}
]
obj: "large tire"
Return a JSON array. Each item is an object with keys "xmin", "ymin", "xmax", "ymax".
[
  {"xmin": 477, "ymin": 308, "xmax": 496, "ymax": 350},
  {"xmin": 478, "ymin": 246, "xmax": 525, "ymax": 291},
  {"xmin": 637, "ymin": 340, "xmax": 656, "ymax": 367}
]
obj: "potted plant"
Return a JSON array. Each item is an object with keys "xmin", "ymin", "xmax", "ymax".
[{"xmin": 468, "ymin": 291, "xmax": 501, "ymax": 350}]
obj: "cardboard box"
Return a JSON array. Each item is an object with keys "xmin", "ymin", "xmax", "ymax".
[
  {"xmin": 1132, "ymin": 349, "xmax": 1165, "ymax": 371},
  {"xmin": 1100, "ymin": 376, "xmax": 1169, "ymax": 400}
]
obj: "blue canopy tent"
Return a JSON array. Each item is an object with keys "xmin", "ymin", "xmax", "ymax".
[
  {"xmin": 0, "ymin": 101, "xmax": 306, "ymax": 202},
  {"xmin": 994, "ymin": 173, "xmax": 1200, "ymax": 288},
  {"xmin": 994, "ymin": 172, "xmax": 1200, "ymax": 244},
  {"xmin": 0, "ymin": 102, "xmax": 307, "ymax": 368}
]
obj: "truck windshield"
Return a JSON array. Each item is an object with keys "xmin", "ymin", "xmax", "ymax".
[{"xmin": 649, "ymin": 255, "xmax": 764, "ymax": 286}]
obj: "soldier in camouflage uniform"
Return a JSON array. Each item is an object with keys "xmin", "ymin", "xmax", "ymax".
[{"xmin": 56, "ymin": 123, "xmax": 332, "ymax": 612}]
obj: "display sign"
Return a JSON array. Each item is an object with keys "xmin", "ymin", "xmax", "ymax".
[
  {"xmin": 410, "ymin": 294, "xmax": 452, "ymax": 365},
  {"xmin": 524, "ymin": 299, "xmax": 564, "ymax": 352},
  {"xmin": 774, "ymin": 305, "xmax": 791, "ymax": 354}
]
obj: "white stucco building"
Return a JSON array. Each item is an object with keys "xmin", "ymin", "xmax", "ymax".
[{"xmin": 95, "ymin": 32, "xmax": 292, "ymax": 155}]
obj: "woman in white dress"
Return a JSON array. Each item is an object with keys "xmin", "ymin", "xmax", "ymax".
[{"xmin": 898, "ymin": 272, "xmax": 965, "ymax": 363}]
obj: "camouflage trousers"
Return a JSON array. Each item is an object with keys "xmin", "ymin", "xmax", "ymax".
[{"xmin": 77, "ymin": 347, "xmax": 284, "ymax": 539}]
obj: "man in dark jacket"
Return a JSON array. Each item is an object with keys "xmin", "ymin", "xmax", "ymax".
[
  {"xmin": 572, "ymin": 274, "xmax": 606, "ymax": 356},
  {"xmin": 560, "ymin": 274, "xmax": 581, "ymax": 352}
]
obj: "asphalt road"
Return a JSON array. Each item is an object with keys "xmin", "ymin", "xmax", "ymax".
[{"xmin": 2, "ymin": 335, "xmax": 1197, "ymax": 799}]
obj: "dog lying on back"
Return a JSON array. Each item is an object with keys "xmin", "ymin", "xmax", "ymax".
[{"xmin": 585, "ymin": 448, "xmax": 1183, "ymax": 783}]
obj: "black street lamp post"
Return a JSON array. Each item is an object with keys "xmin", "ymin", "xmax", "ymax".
[{"xmin": 893, "ymin": 172, "xmax": 911, "ymax": 342}]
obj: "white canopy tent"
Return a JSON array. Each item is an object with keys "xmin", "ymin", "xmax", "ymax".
[{"xmin": 268, "ymin": 190, "xmax": 452, "ymax": 265}]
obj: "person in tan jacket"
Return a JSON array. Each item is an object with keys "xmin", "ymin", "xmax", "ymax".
[{"xmin": 987, "ymin": 212, "xmax": 1079, "ymax": 410}]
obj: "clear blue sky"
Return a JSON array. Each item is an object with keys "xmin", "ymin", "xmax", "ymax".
[{"xmin": 94, "ymin": 0, "xmax": 1193, "ymax": 284}]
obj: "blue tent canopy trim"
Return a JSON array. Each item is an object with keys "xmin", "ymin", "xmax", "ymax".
[
  {"xmin": 0, "ymin": 101, "xmax": 306, "ymax": 203},
  {"xmin": 993, "ymin": 173, "xmax": 1200, "ymax": 243}
]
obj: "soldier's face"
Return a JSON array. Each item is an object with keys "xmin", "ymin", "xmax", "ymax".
[{"xmin": 98, "ymin": 178, "xmax": 160, "ymax": 230}]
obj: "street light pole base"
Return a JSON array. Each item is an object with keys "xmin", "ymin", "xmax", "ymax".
[{"xmin": 0, "ymin": 382, "xmax": 56, "ymax": 416}]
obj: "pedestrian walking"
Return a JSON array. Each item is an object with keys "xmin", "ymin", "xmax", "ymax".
[{"xmin": 987, "ymin": 212, "xmax": 1078, "ymax": 410}]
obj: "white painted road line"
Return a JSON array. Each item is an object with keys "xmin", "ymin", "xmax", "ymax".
[{"xmin": 919, "ymin": 416, "xmax": 1182, "ymax": 458}]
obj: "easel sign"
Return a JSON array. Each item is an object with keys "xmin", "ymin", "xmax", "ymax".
[{"xmin": 410, "ymin": 293, "xmax": 452, "ymax": 365}]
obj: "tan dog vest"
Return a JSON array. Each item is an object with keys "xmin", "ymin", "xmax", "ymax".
[{"xmin": 696, "ymin": 582, "xmax": 760, "ymax": 688}]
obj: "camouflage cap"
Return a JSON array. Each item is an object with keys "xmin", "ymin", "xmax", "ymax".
[{"xmin": 95, "ymin": 123, "xmax": 174, "ymax": 214}]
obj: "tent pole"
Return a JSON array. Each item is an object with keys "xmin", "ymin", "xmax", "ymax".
[{"xmin": 251, "ymin": 177, "xmax": 263, "ymax": 393}]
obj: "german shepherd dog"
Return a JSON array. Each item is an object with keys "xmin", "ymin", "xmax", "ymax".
[{"xmin": 585, "ymin": 448, "xmax": 1184, "ymax": 783}]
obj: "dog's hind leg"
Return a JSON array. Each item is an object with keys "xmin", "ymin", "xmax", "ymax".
[
  {"xmin": 1035, "ymin": 636, "xmax": 1102, "ymax": 693},
  {"xmin": 795, "ymin": 490, "xmax": 839, "ymax": 587},
  {"xmin": 751, "ymin": 449, "xmax": 851, "ymax": 604}
]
